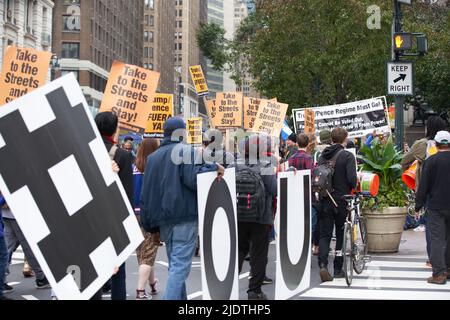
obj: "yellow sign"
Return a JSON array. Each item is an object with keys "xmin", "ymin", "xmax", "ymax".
[
  {"xmin": 189, "ymin": 65, "xmax": 209, "ymax": 96},
  {"xmin": 243, "ymin": 97, "xmax": 261, "ymax": 131},
  {"xmin": 252, "ymin": 100, "xmax": 289, "ymax": 137},
  {"xmin": 0, "ymin": 46, "xmax": 52, "ymax": 105},
  {"xmin": 99, "ymin": 61, "xmax": 160, "ymax": 133},
  {"xmin": 304, "ymin": 108, "xmax": 316, "ymax": 134},
  {"xmin": 211, "ymin": 92, "xmax": 243, "ymax": 129},
  {"xmin": 187, "ymin": 117, "xmax": 203, "ymax": 145},
  {"xmin": 145, "ymin": 93, "xmax": 173, "ymax": 138}
]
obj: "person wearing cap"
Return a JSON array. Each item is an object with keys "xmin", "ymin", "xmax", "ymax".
[
  {"xmin": 284, "ymin": 133, "xmax": 299, "ymax": 160},
  {"xmin": 415, "ymin": 130, "xmax": 450, "ymax": 285},
  {"xmin": 140, "ymin": 117, "xmax": 224, "ymax": 300}
]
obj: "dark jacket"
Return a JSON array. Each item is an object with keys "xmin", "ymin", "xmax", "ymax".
[
  {"xmin": 140, "ymin": 138, "xmax": 218, "ymax": 231},
  {"xmin": 319, "ymin": 144, "xmax": 357, "ymax": 203},
  {"xmin": 415, "ymin": 151, "xmax": 450, "ymax": 212},
  {"xmin": 102, "ymin": 137, "xmax": 134, "ymax": 205},
  {"xmin": 230, "ymin": 158, "xmax": 278, "ymax": 225}
]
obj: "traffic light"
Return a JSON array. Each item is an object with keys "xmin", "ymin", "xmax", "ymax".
[{"xmin": 394, "ymin": 33, "xmax": 413, "ymax": 51}]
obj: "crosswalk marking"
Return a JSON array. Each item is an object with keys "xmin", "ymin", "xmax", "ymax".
[
  {"xmin": 298, "ymin": 257, "xmax": 448, "ymax": 300},
  {"xmin": 188, "ymin": 291, "xmax": 203, "ymax": 300},
  {"xmin": 22, "ymin": 295, "xmax": 39, "ymax": 300}
]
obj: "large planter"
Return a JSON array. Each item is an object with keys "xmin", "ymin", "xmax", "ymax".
[{"xmin": 363, "ymin": 207, "xmax": 407, "ymax": 253}]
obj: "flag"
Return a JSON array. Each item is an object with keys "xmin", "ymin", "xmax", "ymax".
[{"xmin": 281, "ymin": 121, "xmax": 293, "ymax": 141}]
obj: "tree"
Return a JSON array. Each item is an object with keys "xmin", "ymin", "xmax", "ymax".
[{"xmin": 197, "ymin": 0, "xmax": 450, "ymax": 113}]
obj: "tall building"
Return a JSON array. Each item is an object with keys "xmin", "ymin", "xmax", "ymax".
[
  {"xmin": 143, "ymin": 0, "xmax": 175, "ymax": 94},
  {"xmin": 52, "ymin": 0, "xmax": 143, "ymax": 112},
  {"xmin": 206, "ymin": 0, "xmax": 224, "ymax": 97},
  {"xmin": 0, "ymin": 0, "xmax": 54, "ymax": 67},
  {"xmin": 174, "ymin": 0, "xmax": 207, "ymax": 119}
]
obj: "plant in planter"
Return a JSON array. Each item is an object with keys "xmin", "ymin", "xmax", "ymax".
[{"xmin": 357, "ymin": 136, "xmax": 408, "ymax": 253}]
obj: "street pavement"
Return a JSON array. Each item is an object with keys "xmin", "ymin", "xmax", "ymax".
[{"xmin": 4, "ymin": 229, "xmax": 450, "ymax": 300}]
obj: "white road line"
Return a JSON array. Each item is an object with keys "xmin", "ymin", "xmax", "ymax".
[
  {"xmin": 239, "ymin": 272, "xmax": 250, "ymax": 280},
  {"xmin": 299, "ymin": 288, "xmax": 450, "ymax": 300},
  {"xmin": 8, "ymin": 282, "xmax": 20, "ymax": 286},
  {"xmin": 322, "ymin": 278, "xmax": 450, "ymax": 291},
  {"xmin": 372, "ymin": 255, "xmax": 428, "ymax": 260},
  {"xmin": 366, "ymin": 260, "xmax": 428, "ymax": 269},
  {"xmin": 22, "ymin": 295, "xmax": 39, "ymax": 300},
  {"xmin": 355, "ymin": 269, "xmax": 431, "ymax": 279},
  {"xmin": 156, "ymin": 261, "xmax": 169, "ymax": 267},
  {"xmin": 12, "ymin": 252, "xmax": 24, "ymax": 260},
  {"xmin": 188, "ymin": 291, "xmax": 203, "ymax": 300}
]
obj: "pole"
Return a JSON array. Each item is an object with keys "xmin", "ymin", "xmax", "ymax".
[{"xmin": 393, "ymin": 0, "xmax": 404, "ymax": 151}]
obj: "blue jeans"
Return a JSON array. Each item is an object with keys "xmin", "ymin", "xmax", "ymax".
[
  {"xmin": 0, "ymin": 235, "xmax": 8, "ymax": 298},
  {"xmin": 111, "ymin": 263, "xmax": 126, "ymax": 300},
  {"xmin": 160, "ymin": 221, "xmax": 198, "ymax": 300}
]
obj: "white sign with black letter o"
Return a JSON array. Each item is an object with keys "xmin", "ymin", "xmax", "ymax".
[
  {"xmin": 275, "ymin": 171, "xmax": 312, "ymax": 300},
  {"xmin": 197, "ymin": 168, "xmax": 239, "ymax": 300}
]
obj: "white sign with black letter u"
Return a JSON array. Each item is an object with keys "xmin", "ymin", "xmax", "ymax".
[
  {"xmin": 197, "ymin": 168, "xmax": 239, "ymax": 300},
  {"xmin": 275, "ymin": 171, "xmax": 312, "ymax": 300}
]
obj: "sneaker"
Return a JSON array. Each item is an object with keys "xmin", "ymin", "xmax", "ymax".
[
  {"xmin": 136, "ymin": 289, "xmax": 151, "ymax": 300},
  {"xmin": 149, "ymin": 280, "xmax": 159, "ymax": 295},
  {"xmin": 334, "ymin": 270, "xmax": 346, "ymax": 279},
  {"xmin": 23, "ymin": 261, "xmax": 34, "ymax": 278},
  {"xmin": 3, "ymin": 283, "xmax": 14, "ymax": 294},
  {"xmin": 312, "ymin": 245, "xmax": 320, "ymax": 256},
  {"xmin": 262, "ymin": 276, "xmax": 273, "ymax": 285},
  {"xmin": 244, "ymin": 255, "xmax": 251, "ymax": 261},
  {"xmin": 319, "ymin": 265, "xmax": 333, "ymax": 282},
  {"xmin": 36, "ymin": 277, "xmax": 51, "ymax": 289},
  {"xmin": 427, "ymin": 275, "xmax": 447, "ymax": 285},
  {"xmin": 248, "ymin": 290, "xmax": 267, "ymax": 300}
]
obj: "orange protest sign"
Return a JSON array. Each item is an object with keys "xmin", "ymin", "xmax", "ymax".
[
  {"xmin": 145, "ymin": 94, "xmax": 173, "ymax": 138},
  {"xmin": 304, "ymin": 108, "xmax": 316, "ymax": 134},
  {"xmin": 100, "ymin": 61, "xmax": 160, "ymax": 133},
  {"xmin": 211, "ymin": 92, "xmax": 243, "ymax": 129},
  {"xmin": 0, "ymin": 46, "xmax": 52, "ymax": 105},
  {"xmin": 189, "ymin": 65, "xmax": 209, "ymax": 96},
  {"xmin": 243, "ymin": 97, "xmax": 262, "ymax": 131},
  {"xmin": 252, "ymin": 100, "xmax": 289, "ymax": 137},
  {"xmin": 187, "ymin": 117, "xmax": 203, "ymax": 145}
]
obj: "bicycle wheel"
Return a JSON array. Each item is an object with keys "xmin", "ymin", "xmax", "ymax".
[
  {"xmin": 342, "ymin": 223, "xmax": 353, "ymax": 286},
  {"xmin": 353, "ymin": 217, "xmax": 367, "ymax": 274}
]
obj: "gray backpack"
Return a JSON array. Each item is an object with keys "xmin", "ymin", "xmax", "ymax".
[{"xmin": 312, "ymin": 150, "xmax": 344, "ymax": 199}]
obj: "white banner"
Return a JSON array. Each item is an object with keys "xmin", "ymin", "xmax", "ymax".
[
  {"xmin": 275, "ymin": 171, "xmax": 312, "ymax": 300},
  {"xmin": 197, "ymin": 168, "xmax": 239, "ymax": 300},
  {"xmin": 292, "ymin": 97, "xmax": 390, "ymax": 138},
  {"xmin": 0, "ymin": 74, "xmax": 143, "ymax": 300}
]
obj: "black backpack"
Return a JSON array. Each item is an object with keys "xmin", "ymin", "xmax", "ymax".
[
  {"xmin": 236, "ymin": 167, "xmax": 266, "ymax": 222},
  {"xmin": 312, "ymin": 149, "xmax": 344, "ymax": 199}
]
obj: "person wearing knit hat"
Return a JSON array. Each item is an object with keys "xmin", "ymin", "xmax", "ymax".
[
  {"xmin": 140, "ymin": 117, "xmax": 225, "ymax": 300},
  {"xmin": 284, "ymin": 133, "xmax": 299, "ymax": 160},
  {"xmin": 319, "ymin": 130, "xmax": 332, "ymax": 145}
]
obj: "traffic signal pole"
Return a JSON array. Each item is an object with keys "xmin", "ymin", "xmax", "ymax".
[{"xmin": 394, "ymin": 0, "xmax": 405, "ymax": 152}]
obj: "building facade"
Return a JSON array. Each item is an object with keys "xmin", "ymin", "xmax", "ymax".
[
  {"xmin": 0, "ymin": 0, "xmax": 54, "ymax": 67},
  {"xmin": 206, "ymin": 0, "xmax": 224, "ymax": 97},
  {"xmin": 52, "ymin": 0, "xmax": 143, "ymax": 112},
  {"xmin": 174, "ymin": 0, "xmax": 207, "ymax": 119},
  {"xmin": 143, "ymin": 0, "xmax": 175, "ymax": 94}
]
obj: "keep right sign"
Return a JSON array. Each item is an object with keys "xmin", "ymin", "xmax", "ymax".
[{"xmin": 387, "ymin": 61, "xmax": 413, "ymax": 96}]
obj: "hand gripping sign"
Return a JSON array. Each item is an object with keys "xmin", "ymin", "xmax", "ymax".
[
  {"xmin": 0, "ymin": 74, "xmax": 143, "ymax": 300},
  {"xmin": 197, "ymin": 168, "xmax": 239, "ymax": 300}
]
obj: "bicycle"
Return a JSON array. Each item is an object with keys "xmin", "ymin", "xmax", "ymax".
[{"xmin": 342, "ymin": 193, "xmax": 373, "ymax": 286}]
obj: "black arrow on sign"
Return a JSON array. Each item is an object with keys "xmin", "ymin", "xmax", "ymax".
[{"xmin": 394, "ymin": 74, "xmax": 407, "ymax": 83}]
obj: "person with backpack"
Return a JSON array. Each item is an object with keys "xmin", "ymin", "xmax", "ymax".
[
  {"xmin": 314, "ymin": 127, "xmax": 357, "ymax": 282},
  {"xmin": 94, "ymin": 111, "xmax": 134, "ymax": 300},
  {"xmin": 230, "ymin": 134, "xmax": 278, "ymax": 300},
  {"xmin": 401, "ymin": 116, "xmax": 447, "ymax": 267},
  {"xmin": 415, "ymin": 131, "xmax": 450, "ymax": 284}
]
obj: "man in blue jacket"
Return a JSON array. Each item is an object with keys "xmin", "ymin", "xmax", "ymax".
[{"xmin": 140, "ymin": 117, "xmax": 224, "ymax": 300}]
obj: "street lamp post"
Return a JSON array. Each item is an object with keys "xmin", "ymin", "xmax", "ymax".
[{"xmin": 393, "ymin": 0, "xmax": 405, "ymax": 152}]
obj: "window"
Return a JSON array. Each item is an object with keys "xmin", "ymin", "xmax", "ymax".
[
  {"xmin": 179, "ymin": 10, "xmax": 182, "ymax": 17},
  {"xmin": 61, "ymin": 42, "xmax": 80, "ymax": 59},
  {"xmin": 149, "ymin": 15, "xmax": 154, "ymax": 27},
  {"xmin": 145, "ymin": 0, "xmax": 154, "ymax": 9},
  {"xmin": 61, "ymin": 70, "xmax": 79, "ymax": 81}
]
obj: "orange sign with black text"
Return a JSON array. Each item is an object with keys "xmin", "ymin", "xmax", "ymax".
[
  {"xmin": 0, "ymin": 46, "xmax": 52, "ymax": 105},
  {"xmin": 189, "ymin": 65, "xmax": 209, "ymax": 96},
  {"xmin": 100, "ymin": 61, "xmax": 160, "ymax": 133},
  {"xmin": 211, "ymin": 92, "xmax": 243, "ymax": 129},
  {"xmin": 252, "ymin": 100, "xmax": 289, "ymax": 137}
]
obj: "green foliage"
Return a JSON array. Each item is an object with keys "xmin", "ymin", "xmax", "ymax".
[
  {"xmin": 357, "ymin": 137, "xmax": 408, "ymax": 210},
  {"xmin": 196, "ymin": 22, "xmax": 229, "ymax": 71}
]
